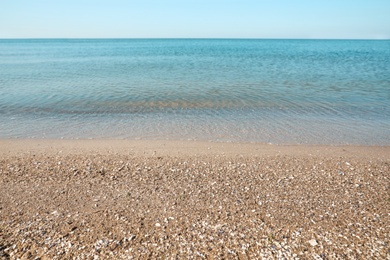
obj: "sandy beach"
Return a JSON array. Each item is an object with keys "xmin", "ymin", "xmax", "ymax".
[{"xmin": 1, "ymin": 139, "xmax": 389, "ymax": 259}]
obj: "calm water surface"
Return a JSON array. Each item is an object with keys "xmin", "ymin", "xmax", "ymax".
[{"xmin": 0, "ymin": 39, "xmax": 389, "ymax": 144}]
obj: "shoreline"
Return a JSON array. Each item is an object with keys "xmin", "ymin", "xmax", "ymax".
[
  {"xmin": 1, "ymin": 139, "xmax": 390, "ymax": 158},
  {"xmin": 1, "ymin": 139, "xmax": 389, "ymax": 258}
]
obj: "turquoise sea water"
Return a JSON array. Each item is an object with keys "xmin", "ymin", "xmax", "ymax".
[{"xmin": 0, "ymin": 39, "xmax": 389, "ymax": 145}]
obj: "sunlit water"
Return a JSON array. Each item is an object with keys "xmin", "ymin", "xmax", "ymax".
[{"xmin": 0, "ymin": 39, "xmax": 389, "ymax": 144}]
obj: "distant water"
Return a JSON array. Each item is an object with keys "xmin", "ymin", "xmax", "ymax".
[{"xmin": 0, "ymin": 39, "xmax": 389, "ymax": 145}]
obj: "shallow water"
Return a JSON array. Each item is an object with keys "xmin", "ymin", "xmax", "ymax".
[{"xmin": 0, "ymin": 39, "xmax": 389, "ymax": 144}]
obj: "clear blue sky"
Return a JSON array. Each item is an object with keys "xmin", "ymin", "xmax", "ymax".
[{"xmin": 1, "ymin": 0, "xmax": 389, "ymax": 39}]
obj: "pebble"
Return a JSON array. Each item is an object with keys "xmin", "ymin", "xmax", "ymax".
[{"xmin": 1, "ymin": 151, "xmax": 388, "ymax": 259}]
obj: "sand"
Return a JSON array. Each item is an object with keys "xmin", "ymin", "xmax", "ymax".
[{"xmin": 0, "ymin": 139, "xmax": 389, "ymax": 259}]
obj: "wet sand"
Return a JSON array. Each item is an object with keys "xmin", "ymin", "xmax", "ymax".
[{"xmin": 1, "ymin": 140, "xmax": 389, "ymax": 259}]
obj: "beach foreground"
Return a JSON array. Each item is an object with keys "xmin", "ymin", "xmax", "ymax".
[{"xmin": 1, "ymin": 140, "xmax": 389, "ymax": 259}]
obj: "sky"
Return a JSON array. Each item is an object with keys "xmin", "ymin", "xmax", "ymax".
[{"xmin": 1, "ymin": 0, "xmax": 389, "ymax": 39}]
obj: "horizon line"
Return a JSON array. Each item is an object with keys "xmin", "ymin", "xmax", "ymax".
[{"xmin": 1, "ymin": 37, "xmax": 389, "ymax": 41}]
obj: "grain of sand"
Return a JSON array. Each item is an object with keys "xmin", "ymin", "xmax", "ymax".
[{"xmin": 1, "ymin": 140, "xmax": 389, "ymax": 259}]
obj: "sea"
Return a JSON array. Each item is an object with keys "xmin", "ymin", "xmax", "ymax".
[{"xmin": 0, "ymin": 39, "xmax": 389, "ymax": 145}]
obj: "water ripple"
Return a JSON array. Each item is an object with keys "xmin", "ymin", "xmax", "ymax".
[{"xmin": 1, "ymin": 39, "xmax": 389, "ymax": 144}]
